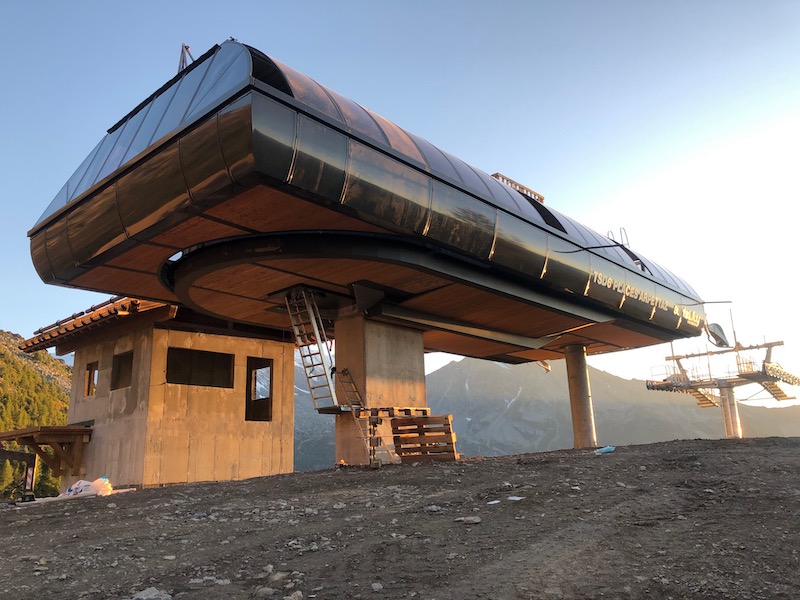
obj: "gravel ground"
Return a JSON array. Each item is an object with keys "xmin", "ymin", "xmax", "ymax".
[{"xmin": 2, "ymin": 437, "xmax": 799, "ymax": 600}]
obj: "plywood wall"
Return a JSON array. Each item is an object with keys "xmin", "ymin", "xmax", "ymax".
[
  {"xmin": 63, "ymin": 328, "xmax": 152, "ymax": 491},
  {"xmin": 143, "ymin": 329, "xmax": 294, "ymax": 486}
]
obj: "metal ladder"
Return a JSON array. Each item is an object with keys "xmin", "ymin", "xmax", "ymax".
[
  {"xmin": 284, "ymin": 290, "xmax": 392, "ymax": 466},
  {"xmin": 285, "ymin": 290, "xmax": 338, "ymax": 412},
  {"xmin": 334, "ymin": 368, "xmax": 393, "ymax": 467}
]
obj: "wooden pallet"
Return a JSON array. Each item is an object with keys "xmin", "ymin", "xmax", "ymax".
[{"xmin": 391, "ymin": 414, "xmax": 459, "ymax": 463}]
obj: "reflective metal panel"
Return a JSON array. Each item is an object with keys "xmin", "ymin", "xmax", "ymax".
[
  {"xmin": 30, "ymin": 232, "xmax": 53, "ymax": 282},
  {"xmin": 66, "ymin": 185, "xmax": 126, "ymax": 264},
  {"xmin": 342, "ymin": 142, "xmax": 430, "ymax": 234},
  {"xmin": 180, "ymin": 116, "xmax": 233, "ymax": 208},
  {"xmin": 542, "ymin": 235, "xmax": 592, "ymax": 297},
  {"xmin": 661, "ymin": 266, "xmax": 699, "ymax": 297},
  {"xmin": 406, "ymin": 132, "xmax": 461, "ymax": 182},
  {"xmin": 585, "ymin": 255, "xmax": 628, "ymax": 311},
  {"xmin": 427, "ymin": 181, "xmax": 495, "ymax": 258},
  {"xmin": 270, "ymin": 58, "xmax": 343, "ymax": 122},
  {"xmin": 218, "ymin": 95, "xmax": 254, "ymax": 182},
  {"xmin": 363, "ymin": 108, "xmax": 426, "ymax": 164},
  {"xmin": 44, "ymin": 219, "xmax": 75, "ymax": 281},
  {"xmin": 618, "ymin": 274, "xmax": 659, "ymax": 322},
  {"xmin": 511, "ymin": 193, "xmax": 552, "ymax": 229},
  {"xmin": 325, "ymin": 88, "xmax": 388, "ymax": 145},
  {"xmin": 649, "ymin": 287, "xmax": 685, "ymax": 331},
  {"xmin": 441, "ymin": 151, "xmax": 492, "ymax": 197},
  {"xmin": 290, "ymin": 115, "xmax": 348, "ymax": 204},
  {"xmin": 251, "ymin": 93, "xmax": 297, "ymax": 184},
  {"xmin": 478, "ymin": 171, "xmax": 526, "ymax": 214},
  {"xmin": 116, "ymin": 141, "xmax": 191, "ymax": 238},
  {"xmin": 491, "ymin": 211, "xmax": 547, "ymax": 278}
]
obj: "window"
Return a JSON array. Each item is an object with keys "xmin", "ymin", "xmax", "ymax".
[
  {"xmin": 166, "ymin": 347, "xmax": 234, "ymax": 388},
  {"xmin": 111, "ymin": 351, "xmax": 134, "ymax": 390},
  {"xmin": 246, "ymin": 357, "xmax": 273, "ymax": 422},
  {"xmin": 84, "ymin": 362, "xmax": 98, "ymax": 396}
]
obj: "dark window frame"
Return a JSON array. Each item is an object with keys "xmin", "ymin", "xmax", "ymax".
[
  {"xmin": 84, "ymin": 361, "xmax": 99, "ymax": 397},
  {"xmin": 111, "ymin": 351, "xmax": 134, "ymax": 390},
  {"xmin": 245, "ymin": 357, "xmax": 273, "ymax": 422},
  {"xmin": 166, "ymin": 347, "xmax": 234, "ymax": 388}
]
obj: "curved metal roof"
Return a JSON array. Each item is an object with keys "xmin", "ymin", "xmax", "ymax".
[
  {"xmin": 28, "ymin": 41, "xmax": 707, "ymax": 360},
  {"xmin": 34, "ymin": 40, "xmax": 698, "ymax": 299},
  {"xmin": 36, "ymin": 42, "xmax": 253, "ymax": 227}
]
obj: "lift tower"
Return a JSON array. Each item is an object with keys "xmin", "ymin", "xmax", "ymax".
[{"xmin": 646, "ymin": 341, "xmax": 800, "ymax": 438}]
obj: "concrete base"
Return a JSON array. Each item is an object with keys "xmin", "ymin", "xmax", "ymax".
[
  {"xmin": 333, "ymin": 316, "xmax": 427, "ymax": 465},
  {"xmin": 565, "ymin": 344, "xmax": 598, "ymax": 449},
  {"xmin": 720, "ymin": 386, "xmax": 743, "ymax": 439}
]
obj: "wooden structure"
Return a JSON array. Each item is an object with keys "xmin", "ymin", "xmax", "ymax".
[
  {"xmin": 0, "ymin": 445, "xmax": 40, "ymax": 501},
  {"xmin": 392, "ymin": 414, "xmax": 459, "ymax": 463},
  {"xmin": 22, "ymin": 298, "xmax": 295, "ymax": 491},
  {"xmin": 0, "ymin": 426, "xmax": 92, "ymax": 477}
]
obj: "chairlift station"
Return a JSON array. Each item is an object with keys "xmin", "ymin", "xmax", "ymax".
[{"xmin": 19, "ymin": 41, "xmax": 711, "ymax": 488}]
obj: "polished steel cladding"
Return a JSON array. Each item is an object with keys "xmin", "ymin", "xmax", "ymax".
[{"xmin": 28, "ymin": 40, "xmax": 707, "ymax": 363}]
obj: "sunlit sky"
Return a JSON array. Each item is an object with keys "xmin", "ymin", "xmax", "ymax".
[{"xmin": 2, "ymin": 2, "xmax": 799, "ymax": 405}]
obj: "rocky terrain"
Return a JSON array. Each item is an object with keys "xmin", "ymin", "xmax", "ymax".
[{"xmin": 3, "ymin": 436, "xmax": 799, "ymax": 600}]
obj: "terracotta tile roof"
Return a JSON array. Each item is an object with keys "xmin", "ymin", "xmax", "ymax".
[{"xmin": 20, "ymin": 297, "xmax": 169, "ymax": 353}]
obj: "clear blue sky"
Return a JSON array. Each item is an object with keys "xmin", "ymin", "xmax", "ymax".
[{"xmin": 2, "ymin": 1, "xmax": 799, "ymax": 395}]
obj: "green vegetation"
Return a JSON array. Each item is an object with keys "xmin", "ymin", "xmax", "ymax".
[{"xmin": 0, "ymin": 331, "xmax": 71, "ymax": 499}]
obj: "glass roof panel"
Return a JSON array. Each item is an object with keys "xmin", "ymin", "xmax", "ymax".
[
  {"xmin": 362, "ymin": 108, "xmax": 426, "ymax": 164},
  {"xmin": 62, "ymin": 139, "xmax": 103, "ymax": 204},
  {"xmin": 34, "ymin": 182, "xmax": 69, "ymax": 227},
  {"xmin": 185, "ymin": 49, "xmax": 249, "ymax": 120},
  {"xmin": 72, "ymin": 128, "xmax": 122, "ymax": 200},
  {"xmin": 120, "ymin": 82, "xmax": 178, "ymax": 165},
  {"xmin": 405, "ymin": 132, "xmax": 462, "ymax": 183},
  {"xmin": 95, "ymin": 103, "xmax": 151, "ymax": 182},
  {"xmin": 324, "ymin": 87, "xmax": 388, "ymax": 145},
  {"xmin": 184, "ymin": 43, "xmax": 245, "ymax": 118},
  {"xmin": 440, "ymin": 151, "xmax": 492, "ymax": 197},
  {"xmin": 150, "ymin": 57, "xmax": 212, "ymax": 144},
  {"xmin": 269, "ymin": 58, "xmax": 343, "ymax": 122},
  {"xmin": 477, "ymin": 171, "xmax": 526, "ymax": 214}
]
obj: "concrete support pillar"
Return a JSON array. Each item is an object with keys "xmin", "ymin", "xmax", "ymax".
[
  {"xmin": 719, "ymin": 386, "xmax": 742, "ymax": 439},
  {"xmin": 564, "ymin": 344, "xmax": 597, "ymax": 449},
  {"xmin": 333, "ymin": 315, "xmax": 426, "ymax": 465}
]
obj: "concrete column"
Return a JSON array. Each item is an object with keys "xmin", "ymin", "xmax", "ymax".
[
  {"xmin": 719, "ymin": 386, "xmax": 742, "ymax": 439},
  {"xmin": 564, "ymin": 344, "xmax": 597, "ymax": 449},
  {"xmin": 333, "ymin": 315, "xmax": 427, "ymax": 465}
]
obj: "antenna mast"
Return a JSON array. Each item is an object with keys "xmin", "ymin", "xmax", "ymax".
[{"xmin": 178, "ymin": 44, "xmax": 194, "ymax": 72}]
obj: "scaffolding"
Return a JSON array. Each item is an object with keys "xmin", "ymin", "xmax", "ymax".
[{"xmin": 646, "ymin": 341, "xmax": 799, "ymax": 438}]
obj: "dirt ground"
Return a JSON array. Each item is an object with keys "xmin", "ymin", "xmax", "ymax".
[{"xmin": 2, "ymin": 437, "xmax": 799, "ymax": 600}]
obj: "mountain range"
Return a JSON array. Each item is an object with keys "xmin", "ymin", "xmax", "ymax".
[
  {"xmin": 295, "ymin": 355, "xmax": 800, "ymax": 470},
  {"xmin": 1, "ymin": 331, "xmax": 797, "ymax": 475}
]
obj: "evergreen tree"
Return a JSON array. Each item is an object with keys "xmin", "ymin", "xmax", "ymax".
[
  {"xmin": 0, "ymin": 330, "xmax": 71, "ymax": 498},
  {"xmin": 0, "ymin": 458, "xmax": 13, "ymax": 493},
  {"xmin": 34, "ymin": 462, "xmax": 60, "ymax": 498}
]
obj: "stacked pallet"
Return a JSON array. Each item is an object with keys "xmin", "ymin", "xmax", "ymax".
[{"xmin": 391, "ymin": 414, "xmax": 459, "ymax": 463}]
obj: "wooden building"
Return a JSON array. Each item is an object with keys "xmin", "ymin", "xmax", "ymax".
[{"xmin": 21, "ymin": 298, "xmax": 295, "ymax": 490}]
